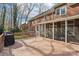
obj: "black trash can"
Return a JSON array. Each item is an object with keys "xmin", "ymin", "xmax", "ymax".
[{"xmin": 3, "ymin": 32, "xmax": 15, "ymax": 47}]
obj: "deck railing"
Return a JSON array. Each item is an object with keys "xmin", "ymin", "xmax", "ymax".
[{"xmin": 0, "ymin": 34, "xmax": 4, "ymax": 52}]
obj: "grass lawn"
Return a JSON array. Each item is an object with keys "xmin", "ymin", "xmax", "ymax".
[
  {"xmin": 14, "ymin": 32, "xmax": 31, "ymax": 40},
  {"xmin": 14, "ymin": 35, "xmax": 29, "ymax": 40}
]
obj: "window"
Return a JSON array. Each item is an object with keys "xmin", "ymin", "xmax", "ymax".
[
  {"xmin": 61, "ymin": 7, "xmax": 65, "ymax": 15},
  {"xmin": 56, "ymin": 8, "xmax": 60, "ymax": 15},
  {"xmin": 55, "ymin": 6, "xmax": 66, "ymax": 15},
  {"xmin": 37, "ymin": 26, "xmax": 39, "ymax": 31}
]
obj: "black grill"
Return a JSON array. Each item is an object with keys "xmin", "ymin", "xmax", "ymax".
[{"xmin": 3, "ymin": 32, "xmax": 15, "ymax": 47}]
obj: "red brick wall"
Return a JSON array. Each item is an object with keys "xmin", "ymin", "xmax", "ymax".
[
  {"xmin": 21, "ymin": 23, "xmax": 28, "ymax": 30},
  {"xmin": 67, "ymin": 4, "xmax": 79, "ymax": 16}
]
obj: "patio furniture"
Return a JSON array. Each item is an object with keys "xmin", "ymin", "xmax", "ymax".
[{"xmin": 0, "ymin": 34, "xmax": 4, "ymax": 52}]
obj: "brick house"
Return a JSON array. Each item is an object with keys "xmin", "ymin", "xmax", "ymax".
[
  {"xmin": 28, "ymin": 3, "xmax": 79, "ymax": 43},
  {"xmin": 21, "ymin": 23, "xmax": 28, "ymax": 30}
]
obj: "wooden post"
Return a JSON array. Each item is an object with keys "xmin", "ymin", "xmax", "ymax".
[
  {"xmin": 52, "ymin": 22, "xmax": 54, "ymax": 40},
  {"xmin": 35, "ymin": 25, "xmax": 37, "ymax": 37},
  {"xmin": 44, "ymin": 24, "xmax": 46, "ymax": 37},
  {"xmin": 39, "ymin": 25, "xmax": 41, "ymax": 37},
  {"xmin": 65, "ymin": 20, "xmax": 67, "ymax": 43}
]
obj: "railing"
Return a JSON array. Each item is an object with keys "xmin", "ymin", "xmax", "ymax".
[{"xmin": 0, "ymin": 34, "xmax": 4, "ymax": 52}]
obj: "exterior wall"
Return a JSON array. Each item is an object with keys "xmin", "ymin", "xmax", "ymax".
[
  {"xmin": 54, "ymin": 3, "xmax": 79, "ymax": 19},
  {"xmin": 45, "ymin": 13, "xmax": 53, "ymax": 21},
  {"xmin": 28, "ymin": 21, "xmax": 36, "ymax": 36},
  {"xmin": 32, "ymin": 3, "xmax": 79, "ymax": 24},
  {"xmin": 67, "ymin": 4, "xmax": 79, "ymax": 16},
  {"xmin": 54, "ymin": 4, "xmax": 68, "ymax": 19},
  {"xmin": 21, "ymin": 22, "xmax": 35, "ymax": 36},
  {"xmin": 29, "ymin": 3, "xmax": 79, "ymax": 25},
  {"xmin": 21, "ymin": 23, "xmax": 28, "ymax": 30},
  {"xmin": 27, "ymin": 3, "xmax": 79, "ymax": 37},
  {"xmin": 31, "ymin": 13, "xmax": 53, "ymax": 25}
]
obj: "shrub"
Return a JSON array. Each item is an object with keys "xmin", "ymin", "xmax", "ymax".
[
  {"xmin": 0, "ymin": 26, "xmax": 4, "ymax": 35},
  {"xmin": 10, "ymin": 27, "xmax": 22, "ymax": 33}
]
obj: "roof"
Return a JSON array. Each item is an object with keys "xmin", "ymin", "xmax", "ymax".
[
  {"xmin": 29, "ymin": 8, "xmax": 53, "ymax": 22},
  {"xmin": 53, "ymin": 3, "xmax": 66, "ymax": 8},
  {"xmin": 28, "ymin": 3, "xmax": 77, "ymax": 23},
  {"xmin": 68, "ymin": 3, "xmax": 77, "ymax": 6},
  {"xmin": 53, "ymin": 3, "xmax": 77, "ymax": 8}
]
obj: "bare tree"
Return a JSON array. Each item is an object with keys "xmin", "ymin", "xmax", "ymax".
[
  {"xmin": 10, "ymin": 4, "xmax": 13, "ymax": 28},
  {"xmin": 1, "ymin": 4, "xmax": 6, "ymax": 29},
  {"xmin": 35, "ymin": 3, "xmax": 49, "ymax": 14},
  {"xmin": 0, "ymin": 4, "xmax": 5, "ymax": 33},
  {"xmin": 17, "ymin": 4, "xmax": 27, "ymax": 28},
  {"xmin": 15, "ymin": 3, "xmax": 51, "ymax": 29},
  {"xmin": 0, "ymin": 4, "xmax": 3, "ymax": 26},
  {"xmin": 25, "ymin": 3, "xmax": 35, "ymax": 23},
  {"xmin": 13, "ymin": 3, "xmax": 18, "ymax": 28},
  {"xmin": 17, "ymin": 3, "xmax": 35, "ymax": 28}
]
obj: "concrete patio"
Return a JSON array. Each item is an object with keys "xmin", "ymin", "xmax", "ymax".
[{"xmin": 0, "ymin": 37, "xmax": 79, "ymax": 56}]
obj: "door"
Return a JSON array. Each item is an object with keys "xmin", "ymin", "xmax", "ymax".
[{"xmin": 67, "ymin": 20, "xmax": 79, "ymax": 43}]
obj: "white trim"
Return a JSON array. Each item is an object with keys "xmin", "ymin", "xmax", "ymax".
[
  {"xmin": 65, "ymin": 20, "xmax": 68, "ymax": 43},
  {"xmin": 35, "ymin": 26, "xmax": 37, "ymax": 36},
  {"xmin": 38, "ymin": 25, "xmax": 41, "ymax": 36},
  {"xmin": 52, "ymin": 22, "xmax": 54, "ymax": 40}
]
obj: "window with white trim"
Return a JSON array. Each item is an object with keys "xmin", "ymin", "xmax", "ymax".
[
  {"xmin": 55, "ymin": 6, "xmax": 66, "ymax": 15},
  {"xmin": 61, "ymin": 7, "xmax": 66, "ymax": 15}
]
